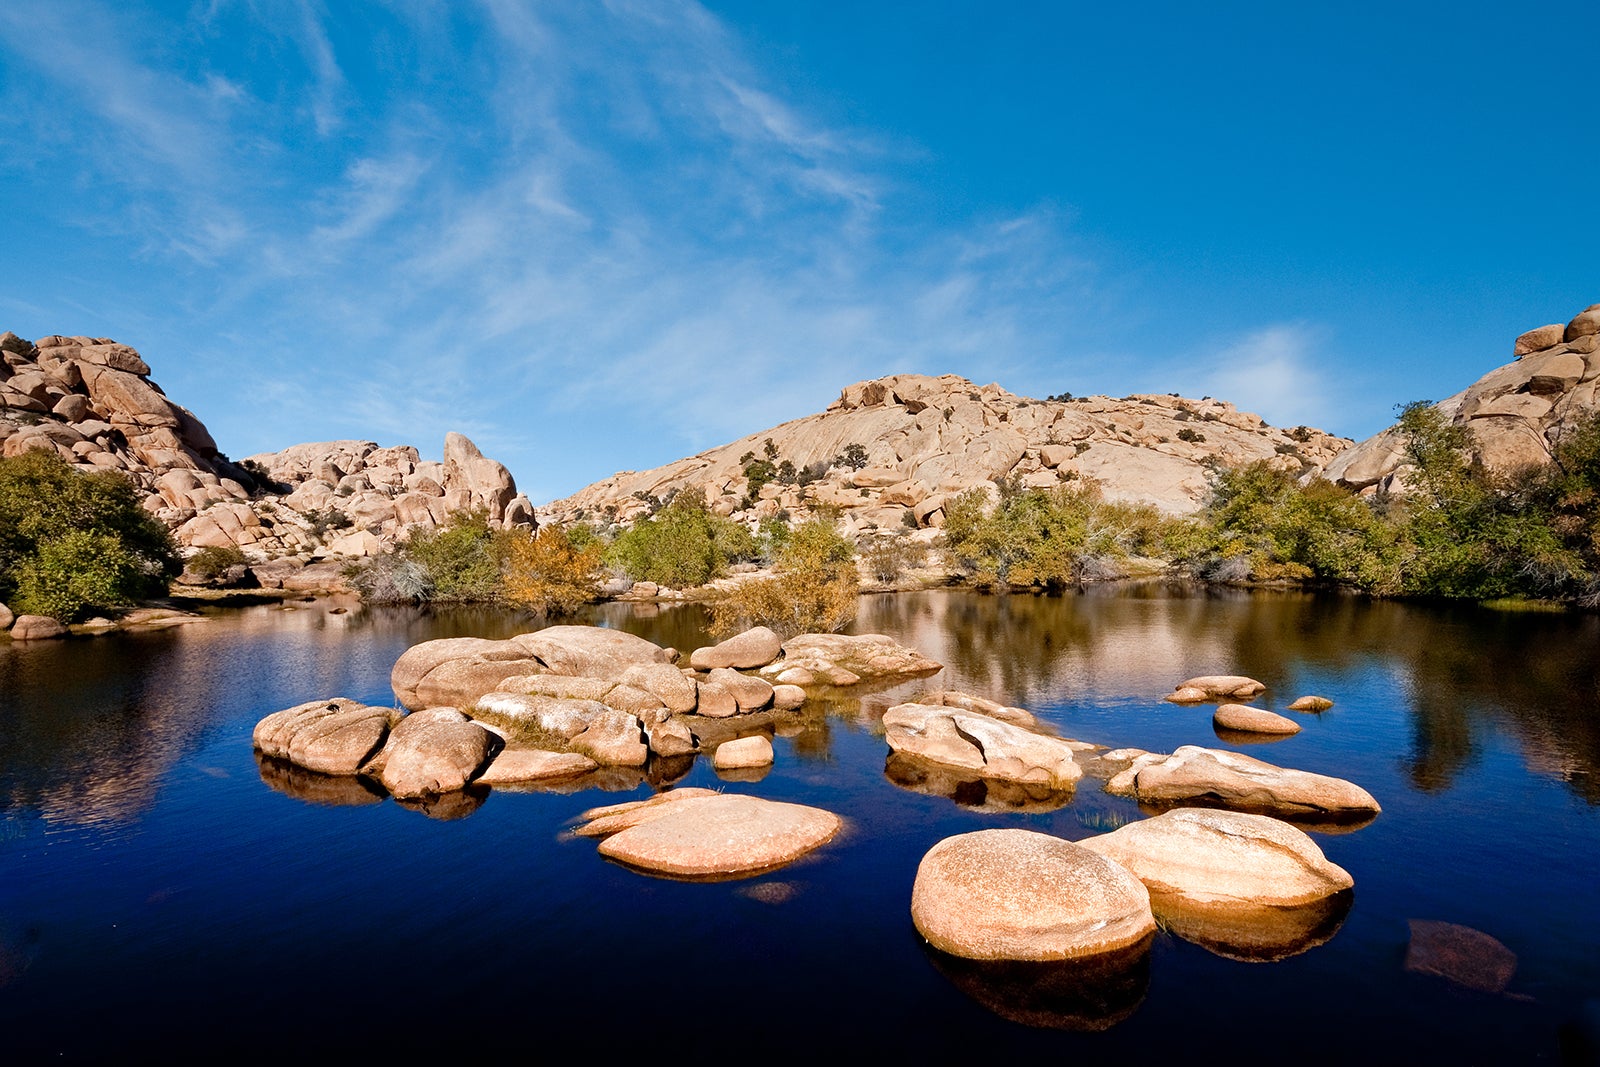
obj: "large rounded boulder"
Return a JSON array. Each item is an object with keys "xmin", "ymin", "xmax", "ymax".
[{"xmin": 911, "ymin": 829, "xmax": 1155, "ymax": 961}]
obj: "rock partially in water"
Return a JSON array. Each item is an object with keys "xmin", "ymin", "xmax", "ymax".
[
  {"xmin": 1288, "ymin": 695, "xmax": 1335, "ymax": 712},
  {"xmin": 1213, "ymin": 703, "xmax": 1301, "ymax": 736},
  {"xmin": 688, "ymin": 625, "xmax": 782, "ymax": 670},
  {"xmin": 1173, "ymin": 675, "xmax": 1266, "ymax": 700},
  {"xmin": 1153, "ymin": 891, "xmax": 1353, "ymax": 963},
  {"xmin": 9, "ymin": 615, "xmax": 66, "ymax": 640},
  {"xmin": 712, "ymin": 735, "xmax": 773, "ymax": 769},
  {"xmin": 885, "ymin": 752, "xmax": 1075, "ymax": 814},
  {"xmin": 645, "ymin": 717, "xmax": 698, "ymax": 758},
  {"xmin": 252, "ymin": 698, "xmax": 393, "ymax": 776},
  {"xmin": 911, "ymin": 829, "xmax": 1155, "ymax": 961},
  {"xmin": 918, "ymin": 689, "xmax": 1038, "ymax": 728},
  {"xmin": 476, "ymin": 747, "xmax": 596, "ymax": 785},
  {"xmin": 1079, "ymin": 809, "xmax": 1352, "ymax": 907},
  {"xmin": 1104, "ymin": 745, "xmax": 1380, "ymax": 821},
  {"xmin": 883, "ymin": 702, "xmax": 1085, "ymax": 788},
  {"xmin": 0, "ymin": 602, "xmax": 13, "ymax": 631},
  {"xmin": 1405, "ymin": 919, "xmax": 1518, "ymax": 993},
  {"xmin": 582, "ymin": 791, "xmax": 841, "ymax": 879},
  {"xmin": 374, "ymin": 708, "xmax": 496, "ymax": 800},
  {"xmin": 758, "ymin": 632, "xmax": 942, "ymax": 686}
]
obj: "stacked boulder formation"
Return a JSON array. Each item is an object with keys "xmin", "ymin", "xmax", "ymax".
[
  {"xmin": 543, "ymin": 372, "xmax": 1351, "ymax": 532},
  {"xmin": 1324, "ymin": 302, "xmax": 1600, "ymax": 493},
  {"xmin": 0, "ymin": 332, "xmax": 531, "ymax": 562}
]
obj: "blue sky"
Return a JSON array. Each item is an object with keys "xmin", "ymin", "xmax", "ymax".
[{"xmin": 1, "ymin": 1, "xmax": 1593, "ymax": 503}]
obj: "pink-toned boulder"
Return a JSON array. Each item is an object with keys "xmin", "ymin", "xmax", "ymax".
[
  {"xmin": 1287, "ymin": 695, "xmax": 1334, "ymax": 712},
  {"xmin": 475, "ymin": 748, "xmax": 596, "ymax": 785},
  {"xmin": 9, "ymin": 614, "xmax": 67, "ymax": 640},
  {"xmin": 1105, "ymin": 745, "xmax": 1380, "ymax": 819},
  {"xmin": 705, "ymin": 667, "xmax": 774, "ymax": 711},
  {"xmin": 374, "ymin": 708, "xmax": 495, "ymax": 799},
  {"xmin": 585, "ymin": 792, "xmax": 841, "ymax": 878},
  {"xmin": 1513, "ymin": 323, "xmax": 1566, "ymax": 356},
  {"xmin": 1175, "ymin": 675, "xmax": 1266, "ymax": 700},
  {"xmin": 252, "ymin": 698, "xmax": 392, "ymax": 775},
  {"xmin": 689, "ymin": 626, "xmax": 783, "ymax": 670},
  {"xmin": 911, "ymin": 829, "xmax": 1155, "ymax": 961},
  {"xmin": 713, "ymin": 735, "xmax": 774, "ymax": 769},
  {"xmin": 1213, "ymin": 703, "xmax": 1301, "ymax": 736}
]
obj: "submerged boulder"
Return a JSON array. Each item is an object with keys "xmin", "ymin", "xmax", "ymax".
[{"xmin": 911, "ymin": 829, "xmax": 1155, "ymax": 962}]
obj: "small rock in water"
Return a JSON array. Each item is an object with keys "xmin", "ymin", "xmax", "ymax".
[
  {"xmin": 1213, "ymin": 703, "xmax": 1301, "ymax": 736},
  {"xmin": 1288, "ymin": 695, "xmax": 1335, "ymax": 712}
]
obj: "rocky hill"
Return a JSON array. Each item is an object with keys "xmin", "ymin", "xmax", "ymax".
[
  {"xmin": 541, "ymin": 373, "xmax": 1352, "ymax": 532},
  {"xmin": 0, "ymin": 332, "xmax": 532, "ymax": 572},
  {"xmin": 1323, "ymin": 302, "xmax": 1600, "ymax": 493}
]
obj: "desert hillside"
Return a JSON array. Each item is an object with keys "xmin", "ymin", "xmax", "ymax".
[{"xmin": 542, "ymin": 373, "xmax": 1351, "ymax": 532}]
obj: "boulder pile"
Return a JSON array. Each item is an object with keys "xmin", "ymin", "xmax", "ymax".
[
  {"xmin": 0, "ymin": 332, "xmax": 530, "ymax": 566},
  {"xmin": 1323, "ymin": 302, "xmax": 1600, "ymax": 493}
]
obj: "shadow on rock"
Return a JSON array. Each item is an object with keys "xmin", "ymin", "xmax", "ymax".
[
  {"xmin": 921, "ymin": 933, "xmax": 1152, "ymax": 1031},
  {"xmin": 255, "ymin": 753, "xmax": 386, "ymax": 807},
  {"xmin": 885, "ymin": 752, "xmax": 1074, "ymax": 814},
  {"xmin": 1153, "ymin": 889, "xmax": 1353, "ymax": 962},
  {"xmin": 1134, "ymin": 797, "xmax": 1378, "ymax": 835}
]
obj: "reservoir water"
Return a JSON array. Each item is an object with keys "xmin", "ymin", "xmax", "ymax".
[{"xmin": 2, "ymin": 586, "xmax": 1598, "ymax": 1062}]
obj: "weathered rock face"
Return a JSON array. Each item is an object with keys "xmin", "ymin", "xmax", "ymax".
[
  {"xmin": 542, "ymin": 373, "xmax": 1350, "ymax": 530},
  {"xmin": 1079, "ymin": 809, "xmax": 1352, "ymax": 908},
  {"xmin": 911, "ymin": 829, "xmax": 1156, "ymax": 962},
  {"xmin": 756, "ymin": 632, "xmax": 944, "ymax": 686},
  {"xmin": 688, "ymin": 626, "xmax": 783, "ymax": 670},
  {"xmin": 1322, "ymin": 302, "xmax": 1600, "ymax": 493},
  {"xmin": 1104, "ymin": 745, "xmax": 1381, "ymax": 820},
  {"xmin": 579, "ymin": 791, "xmax": 841, "ymax": 879},
  {"xmin": 0, "ymin": 332, "xmax": 529, "ymax": 563},
  {"xmin": 8, "ymin": 614, "xmax": 67, "ymax": 640},
  {"xmin": 883, "ymin": 700, "xmax": 1087, "ymax": 789},
  {"xmin": 252, "ymin": 698, "xmax": 393, "ymax": 775},
  {"xmin": 373, "ymin": 708, "xmax": 496, "ymax": 799}
]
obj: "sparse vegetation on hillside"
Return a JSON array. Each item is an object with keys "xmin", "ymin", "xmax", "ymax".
[{"xmin": 0, "ymin": 450, "xmax": 180, "ymax": 620}]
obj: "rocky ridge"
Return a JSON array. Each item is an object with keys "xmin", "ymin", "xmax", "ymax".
[
  {"xmin": 542, "ymin": 373, "xmax": 1351, "ymax": 531},
  {"xmin": 1324, "ymin": 302, "xmax": 1600, "ymax": 493},
  {"xmin": 0, "ymin": 332, "xmax": 531, "ymax": 565}
]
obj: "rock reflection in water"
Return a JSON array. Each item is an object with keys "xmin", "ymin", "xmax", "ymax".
[
  {"xmin": 255, "ymin": 753, "xmax": 386, "ymax": 807},
  {"xmin": 1151, "ymin": 890, "xmax": 1353, "ymax": 963},
  {"xmin": 884, "ymin": 752, "xmax": 1074, "ymax": 813},
  {"xmin": 395, "ymin": 785, "xmax": 489, "ymax": 821},
  {"xmin": 922, "ymin": 934, "xmax": 1153, "ymax": 1031}
]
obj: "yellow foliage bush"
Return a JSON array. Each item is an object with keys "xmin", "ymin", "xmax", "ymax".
[
  {"xmin": 501, "ymin": 525, "xmax": 604, "ymax": 616},
  {"xmin": 710, "ymin": 518, "xmax": 858, "ymax": 637}
]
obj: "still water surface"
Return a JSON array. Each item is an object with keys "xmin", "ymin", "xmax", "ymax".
[{"xmin": 2, "ymin": 586, "xmax": 1598, "ymax": 1061}]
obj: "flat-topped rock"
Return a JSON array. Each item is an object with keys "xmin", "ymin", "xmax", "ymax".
[
  {"xmin": 583, "ymin": 792, "xmax": 841, "ymax": 879},
  {"xmin": 689, "ymin": 626, "xmax": 782, "ymax": 670},
  {"xmin": 476, "ymin": 748, "xmax": 597, "ymax": 785},
  {"xmin": 1213, "ymin": 703, "xmax": 1301, "ymax": 736},
  {"xmin": 911, "ymin": 829, "xmax": 1156, "ymax": 961},
  {"xmin": 883, "ymin": 702, "xmax": 1085, "ymax": 788},
  {"xmin": 1080, "ymin": 809, "xmax": 1352, "ymax": 908},
  {"xmin": 759, "ymin": 632, "xmax": 942, "ymax": 686},
  {"xmin": 1105, "ymin": 745, "xmax": 1381, "ymax": 820},
  {"xmin": 1288, "ymin": 695, "xmax": 1334, "ymax": 712}
]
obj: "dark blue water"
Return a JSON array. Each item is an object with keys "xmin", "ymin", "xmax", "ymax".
[{"xmin": 2, "ymin": 587, "xmax": 1598, "ymax": 1062}]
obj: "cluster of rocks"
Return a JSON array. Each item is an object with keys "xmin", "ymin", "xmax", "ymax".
[
  {"xmin": 1, "ymin": 601, "xmax": 206, "ymax": 641},
  {"xmin": 256, "ymin": 623, "xmax": 943, "ymax": 815},
  {"xmin": 910, "ymin": 807, "xmax": 1354, "ymax": 977},
  {"xmin": 0, "ymin": 332, "xmax": 528, "ymax": 573},
  {"xmin": 543, "ymin": 372, "xmax": 1352, "ymax": 533},
  {"xmin": 1163, "ymin": 674, "xmax": 1336, "ymax": 739},
  {"xmin": 1326, "ymin": 302, "xmax": 1600, "ymax": 493}
]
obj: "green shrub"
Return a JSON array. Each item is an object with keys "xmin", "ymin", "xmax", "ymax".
[
  {"xmin": 605, "ymin": 494, "xmax": 755, "ymax": 588},
  {"xmin": 0, "ymin": 450, "xmax": 179, "ymax": 620},
  {"xmin": 942, "ymin": 483, "xmax": 1136, "ymax": 588},
  {"xmin": 400, "ymin": 509, "xmax": 505, "ymax": 601},
  {"xmin": 710, "ymin": 518, "xmax": 858, "ymax": 637},
  {"xmin": 186, "ymin": 545, "xmax": 248, "ymax": 580}
]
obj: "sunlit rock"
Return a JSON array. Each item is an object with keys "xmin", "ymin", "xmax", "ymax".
[
  {"xmin": 1103, "ymin": 745, "xmax": 1381, "ymax": 821},
  {"xmin": 883, "ymin": 702, "xmax": 1084, "ymax": 788},
  {"xmin": 252, "ymin": 697, "xmax": 393, "ymax": 776},
  {"xmin": 1288, "ymin": 695, "xmax": 1335, "ymax": 712},
  {"xmin": 712, "ymin": 735, "xmax": 773, "ymax": 769},
  {"xmin": 582, "ymin": 791, "xmax": 841, "ymax": 879},
  {"xmin": 688, "ymin": 625, "xmax": 782, "ymax": 670},
  {"xmin": 1213, "ymin": 703, "xmax": 1301, "ymax": 735},
  {"xmin": 758, "ymin": 632, "xmax": 942, "ymax": 686},
  {"xmin": 373, "ymin": 708, "xmax": 496, "ymax": 799},
  {"xmin": 911, "ymin": 829, "xmax": 1155, "ymax": 961},
  {"xmin": 1173, "ymin": 674, "xmax": 1266, "ymax": 700},
  {"xmin": 476, "ymin": 747, "xmax": 596, "ymax": 785}
]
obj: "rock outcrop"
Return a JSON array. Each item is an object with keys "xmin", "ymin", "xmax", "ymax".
[
  {"xmin": 0, "ymin": 332, "xmax": 530, "ymax": 563},
  {"xmin": 911, "ymin": 829, "xmax": 1156, "ymax": 961},
  {"xmin": 1323, "ymin": 302, "xmax": 1600, "ymax": 493},
  {"xmin": 542, "ymin": 373, "xmax": 1350, "ymax": 531}
]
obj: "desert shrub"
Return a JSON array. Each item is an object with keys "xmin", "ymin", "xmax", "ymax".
[
  {"xmin": 349, "ymin": 554, "xmax": 434, "ymax": 603},
  {"xmin": 863, "ymin": 534, "xmax": 927, "ymax": 582},
  {"xmin": 302, "ymin": 506, "xmax": 353, "ymax": 538},
  {"xmin": 941, "ymin": 483, "xmax": 1134, "ymax": 588},
  {"xmin": 400, "ymin": 509, "xmax": 505, "ymax": 601},
  {"xmin": 501, "ymin": 525, "xmax": 604, "ymax": 616},
  {"xmin": 710, "ymin": 518, "xmax": 858, "ymax": 637},
  {"xmin": 1176, "ymin": 427, "xmax": 1205, "ymax": 443},
  {"xmin": 186, "ymin": 545, "xmax": 248, "ymax": 580},
  {"xmin": 0, "ymin": 450, "xmax": 179, "ymax": 619},
  {"xmin": 606, "ymin": 494, "xmax": 755, "ymax": 588}
]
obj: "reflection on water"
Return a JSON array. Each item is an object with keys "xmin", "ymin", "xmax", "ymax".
[
  {"xmin": 3, "ymin": 587, "xmax": 1600, "ymax": 1059},
  {"xmin": 1150, "ymin": 890, "xmax": 1354, "ymax": 963}
]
